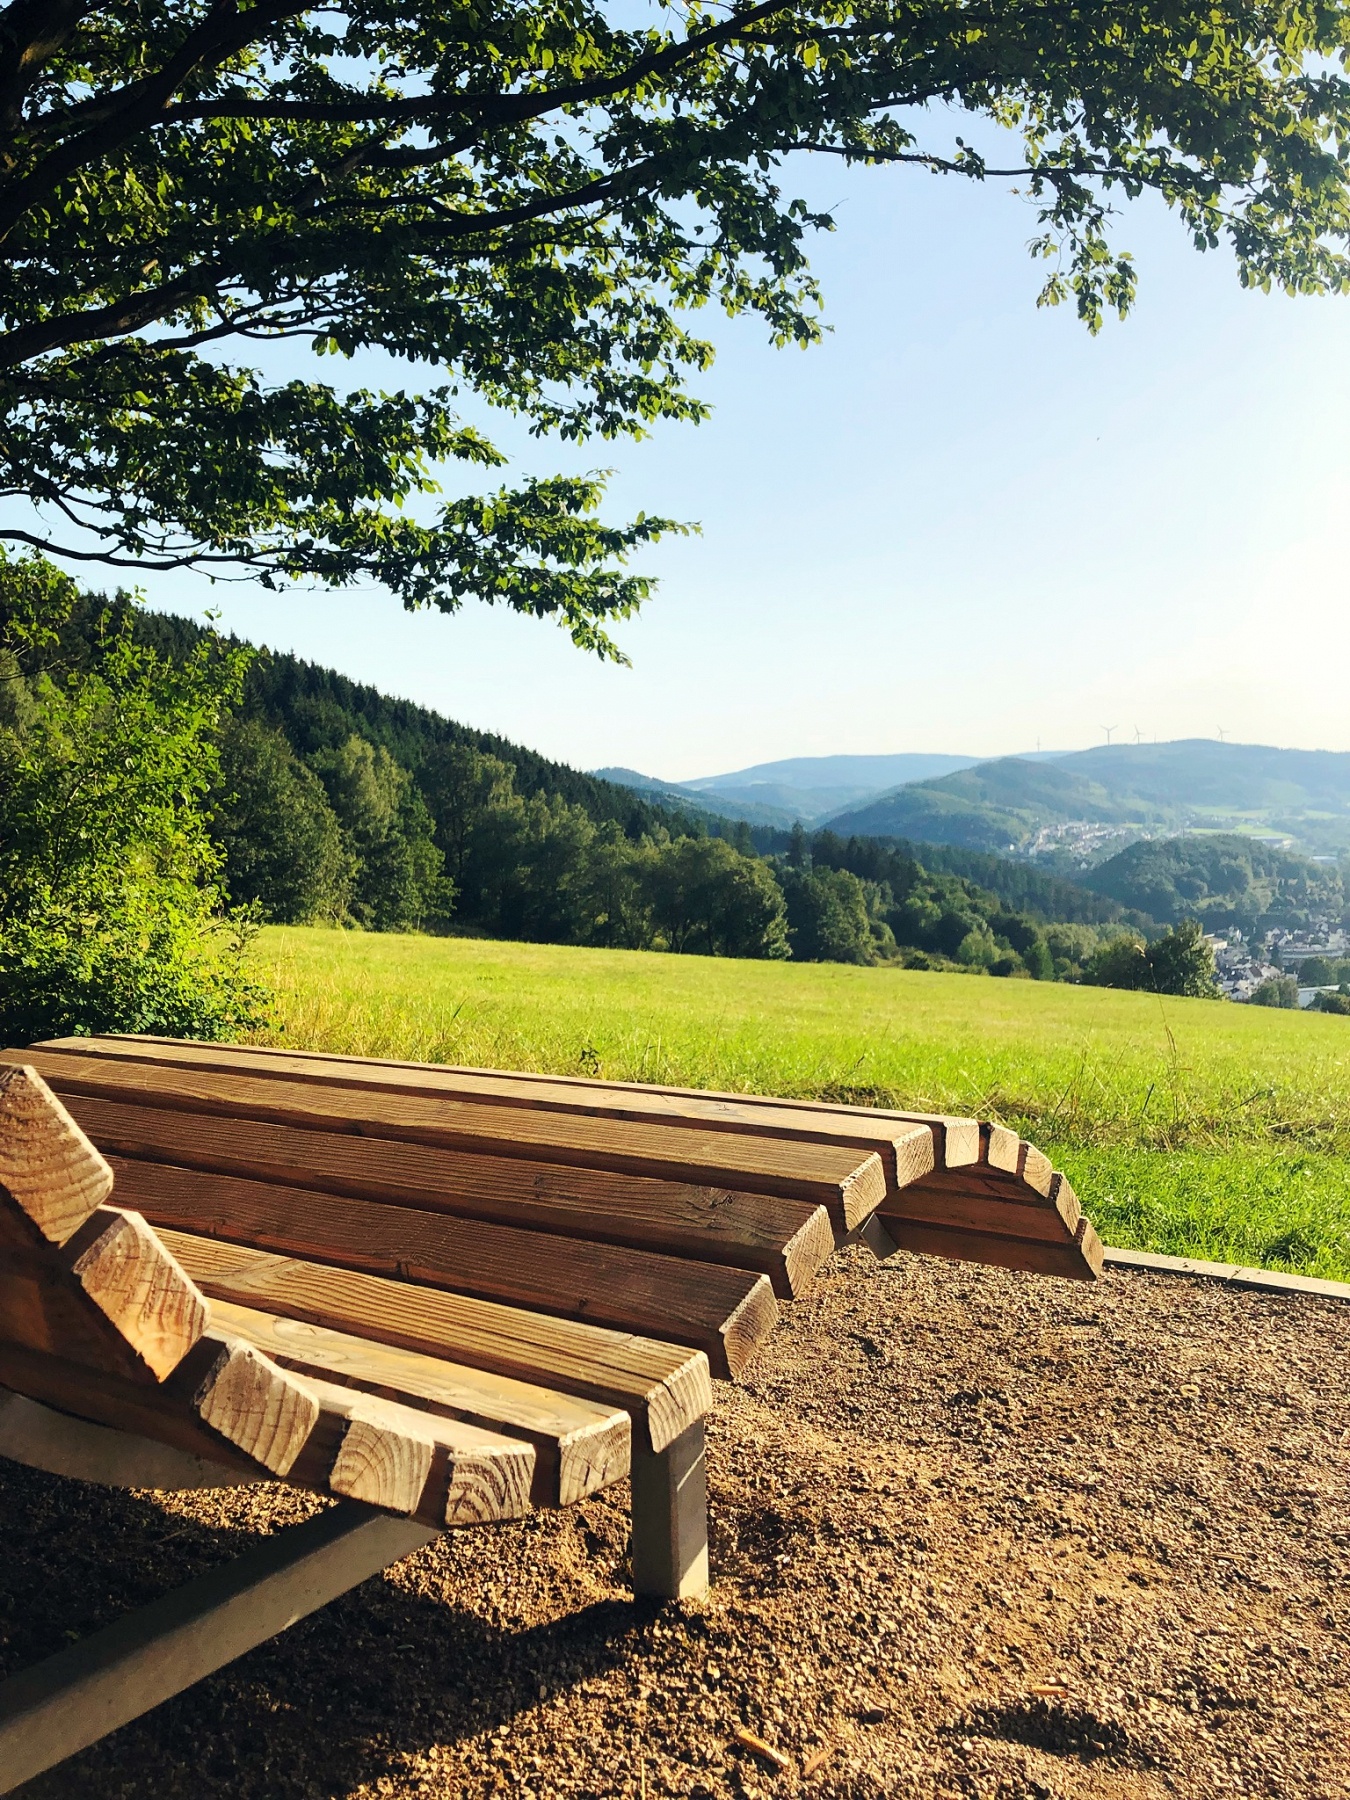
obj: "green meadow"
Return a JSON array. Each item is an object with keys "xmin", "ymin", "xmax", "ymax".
[{"xmin": 250, "ymin": 926, "xmax": 1350, "ymax": 1280}]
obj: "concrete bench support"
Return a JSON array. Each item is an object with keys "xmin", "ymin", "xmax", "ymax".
[
  {"xmin": 630, "ymin": 1419, "xmax": 709, "ymax": 1601},
  {"xmin": 0, "ymin": 1500, "xmax": 437, "ymax": 1795}
]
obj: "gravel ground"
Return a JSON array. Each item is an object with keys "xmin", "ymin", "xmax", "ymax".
[{"xmin": 3, "ymin": 1248, "xmax": 1348, "ymax": 1800}]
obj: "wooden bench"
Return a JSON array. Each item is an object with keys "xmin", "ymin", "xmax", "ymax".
[{"xmin": 0, "ymin": 1034, "xmax": 1102, "ymax": 1789}]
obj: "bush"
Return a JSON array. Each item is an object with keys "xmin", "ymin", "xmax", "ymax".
[
  {"xmin": 1085, "ymin": 920, "xmax": 1218, "ymax": 998},
  {"xmin": 1311, "ymin": 990, "xmax": 1350, "ymax": 1015},
  {"xmin": 0, "ymin": 556, "xmax": 270, "ymax": 1042},
  {"xmin": 1250, "ymin": 976, "xmax": 1300, "ymax": 1009}
]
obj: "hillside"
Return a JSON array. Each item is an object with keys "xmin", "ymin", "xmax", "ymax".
[
  {"xmin": 679, "ymin": 752, "xmax": 981, "ymax": 825},
  {"xmin": 826, "ymin": 756, "xmax": 1151, "ymax": 850},
  {"xmin": 130, "ymin": 608, "xmax": 723, "ymax": 842},
  {"xmin": 594, "ymin": 752, "xmax": 985, "ymax": 829},
  {"xmin": 824, "ymin": 740, "xmax": 1350, "ymax": 860},
  {"xmin": 1083, "ymin": 833, "xmax": 1346, "ymax": 931}
]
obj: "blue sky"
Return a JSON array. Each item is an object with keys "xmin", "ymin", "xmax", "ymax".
[{"xmin": 134, "ymin": 147, "xmax": 1350, "ymax": 781}]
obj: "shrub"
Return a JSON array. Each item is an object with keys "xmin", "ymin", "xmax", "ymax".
[
  {"xmin": 1250, "ymin": 976, "xmax": 1300, "ymax": 1009},
  {"xmin": 1085, "ymin": 920, "xmax": 1218, "ymax": 998},
  {"xmin": 0, "ymin": 556, "xmax": 270, "ymax": 1042}
]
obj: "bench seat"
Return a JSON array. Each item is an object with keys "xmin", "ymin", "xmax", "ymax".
[{"xmin": 0, "ymin": 1035, "xmax": 1101, "ymax": 1791}]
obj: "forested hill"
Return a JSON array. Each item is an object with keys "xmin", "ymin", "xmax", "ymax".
[
  {"xmin": 130, "ymin": 605, "xmax": 712, "ymax": 841},
  {"xmin": 22, "ymin": 597, "xmax": 1139, "ymax": 980}
]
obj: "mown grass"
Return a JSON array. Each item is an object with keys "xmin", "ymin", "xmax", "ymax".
[{"xmin": 250, "ymin": 926, "xmax": 1350, "ymax": 1280}]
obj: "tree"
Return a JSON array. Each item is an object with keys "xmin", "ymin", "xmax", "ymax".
[
  {"xmin": 1085, "ymin": 919, "xmax": 1218, "ymax": 997},
  {"xmin": 1251, "ymin": 975, "xmax": 1300, "ymax": 1008},
  {"xmin": 310, "ymin": 734, "xmax": 449, "ymax": 929},
  {"xmin": 3, "ymin": 9, "xmax": 1348, "ymax": 652},
  {"xmin": 781, "ymin": 865, "xmax": 876, "ymax": 964},
  {"xmin": 0, "ymin": 556, "xmax": 267, "ymax": 1040},
  {"xmin": 645, "ymin": 838, "xmax": 789, "ymax": 959},
  {"xmin": 214, "ymin": 718, "xmax": 354, "ymax": 923}
]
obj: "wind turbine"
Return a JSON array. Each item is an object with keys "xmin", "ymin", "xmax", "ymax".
[
  {"xmin": 1102, "ymin": 724, "xmax": 1118, "ymax": 746},
  {"xmin": 1133, "ymin": 726, "xmax": 1142, "ymax": 744},
  {"xmin": 1217, "ymin": 726, "xmax": 1227, "ymax": 743}
]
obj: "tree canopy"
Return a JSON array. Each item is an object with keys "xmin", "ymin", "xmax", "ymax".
[{"xmin": 2, "ymin": 2, "xmax": 1348, "ymax": 649}]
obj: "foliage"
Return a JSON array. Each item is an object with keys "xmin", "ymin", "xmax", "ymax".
[
  {"xmin": 779, "ymin": 864, "xmax": 885, "ymax": 964},
  {"xmin": 1252, "ymin": 975, "xmax": 1302, "ymax": 1008},
  {"xmin": 1312, "ymin": 989, "xmax": 1350, "ymax": 1015},
  {"xmin": 869, "ymin": 841, "xmax": 1125, "ymax": 927},
  {"xmin": 643, "ymin": 838, "xmax": 790, "ymax": 960},
  {"xmin": 1290, "ymin": 955, "xmax": 1350, "ymax": 987},
  {"xmin": 4, "ymin": 8, "xmax": 1350, "ymax": 649},
  {"xmin": 1085, "ymin": 919, "xmax": 1219, "ymax": 997},
  {"xmin": 0, "ymin": 557, "xmax": 268, "ymax": 1041},
  {"xmin": 310, "ymin": 736, "xmax": 449, "ymax": 931},
  {"xmin": 1084, "ymin": 834, "xmax": 1345, "ymax": 931}
]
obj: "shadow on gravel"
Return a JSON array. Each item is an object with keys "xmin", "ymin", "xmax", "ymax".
[
  {"xmin": 958, "ymin": 1697, "xmax": 1147, "ymax": 1765},
  {"xmin": 0, "ymin": 1462, "xmax": 648, "ymax": 1800}
]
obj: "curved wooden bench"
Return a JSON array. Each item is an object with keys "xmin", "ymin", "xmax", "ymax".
[{"xmin": 0, "ymin": 1036, "xmax": 1100, "ymax": 1789}]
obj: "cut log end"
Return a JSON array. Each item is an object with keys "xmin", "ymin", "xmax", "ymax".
[
  {"xmin": 193, "ymin": 1339, "xmax": 321, "ymax": 1476},
  {"xmin": 444, "ymin": 1439, "xmax": 535, "ymax": 1526},
  {"xmin": 891, "ymin": 1124, "xmax": 937, "ymax": 1191},
  {"xmin": 718, "ymin": 1276, "xmax": 779, "ymax": 1381},
  {"xmin": 780, "ymin": 1205, "xmax": 835, "ymax": 1297},
  {"xmin": 839, "ymin": 1152, "xmax": 888, "ymax": 1232},
  {"xmin": 330, "ymin": 1412, "xmax": 435, "ymax": 1513},
  {"xmin": 0, "ymin": 1064, "xmax": 114, "ymax": 1246},
  {"xmin": 66, "ymin": 1208, "xmax": 207, "ymax": 1381}
]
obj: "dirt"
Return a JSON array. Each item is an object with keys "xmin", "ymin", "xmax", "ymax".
[{"xmin": 3, "ymin": 1248, "xmax": 1348, "ymax": 1800}]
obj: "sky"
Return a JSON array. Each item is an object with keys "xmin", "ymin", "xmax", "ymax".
[{"xmin": 126, "ymin": 146, "xmax": 1350, "ymax": 783}]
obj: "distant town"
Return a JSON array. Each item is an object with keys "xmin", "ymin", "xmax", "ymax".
[{"xmin": 1208, "ymin": 926, "xmax": 1350, "ymax": 1005}]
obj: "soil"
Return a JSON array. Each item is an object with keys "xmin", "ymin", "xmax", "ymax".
[{"xmin": 3, "ymin": 1248, "xmax": 1347, "ymax": 1800}]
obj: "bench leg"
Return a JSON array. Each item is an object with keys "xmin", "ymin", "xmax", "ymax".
[
  {"xmin": 857, "ymin": 1214, "xmax": 900, "ymax": 1260},
  {"xmin": 0, "ymin": 1502, "xmax": 437, "ymax": 1794},
  {"xmin": 630, "ymin": 1420, "xmax": 709, "ymax": 1601}
]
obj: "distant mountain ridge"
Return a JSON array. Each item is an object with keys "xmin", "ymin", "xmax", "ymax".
[
  {"xmin": 593, "ymin": 752, "xmax": 983, "ymax": 828},
  {"xmin": 600, "ymin": 740, "xmax": 1350, "ymax": 862},
  {"xmin": 827, "ymin": 739, "xmax": 1350, "ymax": 861}
]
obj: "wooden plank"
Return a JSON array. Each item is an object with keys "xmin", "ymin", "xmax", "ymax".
[
  {"xmin": 0, "ymin": 1204, "xmax": 206, "ymax": 1386},
  {"xmin": 0, "ymin": 1504, "xmax": 439, "ymax": 1796},
  {"xmin": 0, "ymin": 1066, "xmax": 206, "ymax": 1386},
  {"xmin": 207, "ymin": 1297, "xmax": 629, "ymax": 1508},
  {"xmin": 284, "ymin": 1373, "xmax": 534, "ymax": 1525},
  {"xmin": 883, "ymin": 1213, "xmax": 1104, "ymax": 1280},
  {"xmin": 880, "ymin": 1168, "xmax": 1082, "ymax": 1246},
  {"xmin": 985, "ymin": 1123, "xmax": 1022, "ymax": 1173},
  {"xmin": 106, "ymin": 1165, "xmax": 777, "ymax": 1379},
  {"xmin": 36, "ymin": 1036, "xmax": 943, "ymax": 1196},
  {"xmin": 155, "ymin": 1233, "xmax": 711, "ymax": 1453},
  {"xmin": 69, "ymin": 1097, "xmax": 832, "ymax": 1297},
  {"xmin": 0, "ymin": 1333, "xmax": 532, "ymax": 1524},
  {"xmin": 18, "ymin": 1048, "xmax": 886, "ymax": 1222},
  {"xmin": 1018, "ymin": 1140, "xmax": 1055, "ymax": 1197},
  {"xmin": 0, "ymin": 1062, "xmax": 113, "ymax": 1245},
  {"xmin": 0, "ymin": 1332, "xmax": 318, "ymax": 1476}
]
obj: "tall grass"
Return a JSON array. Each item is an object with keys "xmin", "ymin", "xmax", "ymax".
[{"xmin": 249, "ymin": 927, "xmax": 1350, "ymax": 1279}]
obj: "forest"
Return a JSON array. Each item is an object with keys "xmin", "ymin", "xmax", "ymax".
[{"xmin": 0, "ymin": 577, "xmax": 1249, "ymax": 1051}]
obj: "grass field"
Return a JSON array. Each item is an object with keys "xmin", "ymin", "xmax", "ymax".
[{"xmin": 250, "ymin": 926, "xmax": 1350, "ymax": 1279}]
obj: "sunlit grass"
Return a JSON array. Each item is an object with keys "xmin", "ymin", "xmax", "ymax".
[{"xmin": 249, "ymin": 926, "xmax": 1350, "ymax": 1278}]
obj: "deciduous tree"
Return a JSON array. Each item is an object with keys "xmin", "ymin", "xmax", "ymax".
[{"xmin": 2, "ymin": 4, "xmax": 1347, "ymax": 649}]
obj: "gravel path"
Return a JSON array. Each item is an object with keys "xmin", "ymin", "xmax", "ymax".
[{"xmin": 3, "ymin": 1248, "xmax": 1347, "ymax": 1800}]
